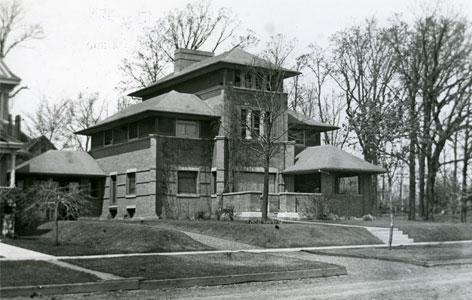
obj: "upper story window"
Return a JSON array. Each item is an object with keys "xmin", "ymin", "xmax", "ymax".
[
  {"xmin": 234, "ymin": 70, "xmax": 241, "ymax": 87},
  {"xmin": 241, "ymin": 108, "xmax": 267, "ymax": 140},
  {"xmin": 104, "ymin": 130, "xmax": 113, "ymax": 146},
  {"xmin": 244, "ymin": 72, "xmax": 253, "ymax": 89},
  {"xmin": 176, "ymin": 120, "xmax": 199, "ymax": 138},
  {"xmin": 128, "ymin": 122, "xmax": 138, "ymax": 139}
]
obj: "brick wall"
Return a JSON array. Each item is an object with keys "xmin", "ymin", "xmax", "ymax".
[{"xmin": 94, "ymin": 137, "xmax": 158, "ymax": 220}]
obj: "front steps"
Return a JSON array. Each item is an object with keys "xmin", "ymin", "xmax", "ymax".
[{"xmin": 366, "ymin": 227, "xmax": 414, "ymax": 245}]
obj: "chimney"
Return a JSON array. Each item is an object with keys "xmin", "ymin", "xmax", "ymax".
[
  {"xmin": 14, "ymin": 115, "xmax": 21, "ymax": 138},
  {"xmin": 7, "ymin": 114, "xmax": 13, "ymax": 136},
  {"xmin": 174, "ymin": 49, "xmax": 214, "ymax": 73}
]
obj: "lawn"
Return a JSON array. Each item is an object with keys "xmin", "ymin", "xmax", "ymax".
[
  {"xmin": 308, "ymin": 243, "xmax": 472, "ymax": 266},
  {"xmin": 319, "ymin": 215, "xmax": 472, "ymax": 242},
  {"xmin": 4, "ymin": 220, "xmax": 211, "ymax": 256},
  {"xmin": 0, "ymin": 260, "xmax": 99, "ymax": 287},
  {"xmin": 64, "ymin": 252, "xmax": 339, "ymax": 280},
  {"xmin": 144, "ymin": 219, "xmax": 382, "ymax": 248}
]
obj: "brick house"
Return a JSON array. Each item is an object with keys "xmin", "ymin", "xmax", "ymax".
[{"xmin": 78, "ymin": 48, "xmax": 386, "ymax": 220}]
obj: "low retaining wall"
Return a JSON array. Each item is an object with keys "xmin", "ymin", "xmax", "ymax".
[{"xmin": 220, "ymin": 191, "xmax": 368, "ymax": 219}]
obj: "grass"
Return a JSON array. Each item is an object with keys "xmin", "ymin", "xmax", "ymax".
[
  {"xmin": 319, "ymin": 215, "xmax": 472, "ymax": 242},
  {"xmin": 0, "ymin": 260, "xmax": 99, "ymax": 287},
  {"xmin": 309, "ymin": 243, "xmax": 472, "ymax": 265},
  {"xmin": 144, "ymin": 219, "xmax": 382, "ymax": 248},
  {"xmin": 4, "ymin": 220, "xmax": 211, "ymax": 256},
  {"xmin": 64, "ymin": 252, "xmax": 337, "ymax": 280}
]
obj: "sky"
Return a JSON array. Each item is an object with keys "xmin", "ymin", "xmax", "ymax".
[{"xmin": 6, "ymin": 0, "xmax": 472, "ymax": 120}]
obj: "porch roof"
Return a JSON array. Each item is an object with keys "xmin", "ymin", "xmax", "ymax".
[
  {"xmin": 287, "ymin": 110, "xmax": 339, "ymax": 132},
  {"xmin": 15, "ymin": 150, "xmax": 106, "ymax": 177},
  {"xmin": 283, "ymin": 145, "xmax": 386, "ymax": 175}
]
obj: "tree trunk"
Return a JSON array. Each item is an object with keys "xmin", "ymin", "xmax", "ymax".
[
  {"xmin": 408, "ymin": 141, "xmax": 416, "ymax": 220},
  {"xmin": 418, "ymin": 151, "xmax": 425, "ymax": 217},
  {"xmin": 461, "ymin": 121, "xmax": 470, "ymax": 223},
  {"xmin": 261, "ymin": 155, "xmax": 270, "ymax": 222}
]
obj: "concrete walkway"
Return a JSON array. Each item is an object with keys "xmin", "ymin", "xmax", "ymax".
[
  {"xmin": 181, "ymin": 231, "xmax": 261, "ymax": 250},
  {"xmin": 0, "ymin": 242, "xmax": 122, "ymax": 280}
]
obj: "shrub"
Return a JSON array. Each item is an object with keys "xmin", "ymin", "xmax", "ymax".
[{"xmin": 215, "ymin": 205, "xmax": 235, "ymax": 221}]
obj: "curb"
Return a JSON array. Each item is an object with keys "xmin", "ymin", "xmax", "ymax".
[
  {"xmin": 0, "ymin": 266, "xmax": 346, "ymax": 298},
  {"xmin": 0, "ymin": 277, "xmax": 142, "ymax": 298}
]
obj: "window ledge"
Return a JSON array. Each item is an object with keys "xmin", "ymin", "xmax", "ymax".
[
  {"xmin": 177, "ymin": 193, "xmax": 199, "ymax": 198},
  {"xmin": 108, "ymin": 205, "xmax": 117, "ymax": 209},
  {"xmin": 125, "ymin": 194, "xmax": 137, "ymax": 199}
]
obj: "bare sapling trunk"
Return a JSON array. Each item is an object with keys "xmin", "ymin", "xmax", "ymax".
[
  {"xmin": 388, "ymin": 176, "xmax": 394, "ymax": 249},
  {"xmin": 54, "ymin": 200, "xmax": 60, "ymax": 246},
  {"xmin": 261, "ymin": 154, "xmax": 270, "ymax": 222}
]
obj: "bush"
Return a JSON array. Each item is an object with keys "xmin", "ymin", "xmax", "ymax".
[{"xmin": 215, "ymin": 205, "xmax": 235, "ymax": 221}]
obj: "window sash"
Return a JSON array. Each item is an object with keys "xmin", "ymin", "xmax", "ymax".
[
  {"xmin": 178, "ymin": 171, "xmax": 197, "ymax": 194},
  {"xmin": 176, "ymin": 120, "xmax": 199, "ymax": 138},
  {"xmin": 127, "ymin": 173, "xmax": 136, "ymax": 195}
]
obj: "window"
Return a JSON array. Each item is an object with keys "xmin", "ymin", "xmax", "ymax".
[
  {"xmin": 335, "ymin": 176, "xmax": 360, "ymax": 194},
  {"xmin": 104, "ymin": 130, "xmax": 113, "ymax": 145},
  {"xmin": 244, "ymin": 72, "xmax": 252, "ymax": 88},
  {"xmin": 255, "ymin": 73, "xmax": 263, "ymax": 90},
  {"xmin": 288, "ymin": 129, "xmax": 305, "ymax": 144},
  {"xmin": 234, "ymin": 70, "xmax": 241, "ymax": 87},
  {"xmin": 110, "ymin": 175, "xmax": 117, "ymax": 204},
  {"xmin": 91, "ymin": 132, "xmax": 103, "ymax": 148},
  {"xmin": 178, "ymin": 171, "xmax": 198, "ymax": 194},
  {"xmin": 126, "ymin": 172, "xmax": 136, "ymax": 195},
  {"xmin": 252, "ymin": 110, "xmax": 261, "ymax": 138},
  {"xmin": 240, "ymin": 109, "xmax": 248, "ymax": 138},
  {"xmin": 212, "ymin": 171, "xmax": 217, "ymax": 194},
  {"xmin": 128, "ymin": 122, "xmax": 138, "ymax": 139},
  {"xmin": 158, "ymin": 117, "xmax": 175, "ymax": 136},
  {"xmin": 176, "ymin": 120, "xmax": 199, "ymax": 138}
]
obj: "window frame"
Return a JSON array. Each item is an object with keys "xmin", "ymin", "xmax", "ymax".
[
  {"xmin": 177, "ymin": 170, "xmax": 199, "ymax": 196},
  {"xmin": 103, "ymin": 130, "xmax": 113, "ymax": 146},
  {"xmin": 109, "ymin": 174, "xmax": 117, "ymax": 205},
  {"xmin": 128, "ymin": 122, "xmax": 139, "ymax": 140},
  {"xmin": 176, "ymin": 119, "xmax": 199, "ymax": 139},
  {"xmin": 126, "ymin": 171, "xmax": 136, "ymax": 196}
]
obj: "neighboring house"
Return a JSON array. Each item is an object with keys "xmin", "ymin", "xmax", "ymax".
[
  {"xmin": 14, "ymin": 150, "xmax": 106, "ymax": 217},
  {"xmin": 0, "ymin": 59, "xmax": 56, "ymax": 188},
  {"xmin": 0, "ymin": 58, "xmax": 23, "ymax": 187},
  {"xmin": 77, "ymin": 47, "xmax": 386, "ymax": 220}
]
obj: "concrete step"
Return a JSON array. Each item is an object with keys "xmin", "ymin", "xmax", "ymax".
[{"xmin": 365, "ymin": 227, "xmax": 414, "ymax": 245}]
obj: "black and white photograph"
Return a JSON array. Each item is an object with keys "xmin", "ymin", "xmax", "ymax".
[{"xmin": 0, "ymin": 0, "xmax": 471, "ymax": 299}]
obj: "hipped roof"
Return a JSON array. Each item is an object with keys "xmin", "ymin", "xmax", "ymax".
[
  {"xmin": 288, "ymin": 110, "xmax": 339, "ymax": 132},
  {"xmin": 15, "ymin": 150, "xmax": 106, "ymax": 177},
  {"xmin": 129, "ymin": 47, "xmax": 300, "ymax": 98},
  {"xmin": 283, "ymin": 145, "xmax": 386, "ymax": 174},
  {"xmin": 0, "ymin": 58, "xmax": 21, "ymax": 86},
  {"xmin": 77, "ymin": 90, "xmax": 218, "ymax": 135}
]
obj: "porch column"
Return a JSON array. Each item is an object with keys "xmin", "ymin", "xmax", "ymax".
[
  {"xmin": 214, "ymin": 136, "xmax": 226, "ymax": 194},
  {"xmin": 9, "ymin": 150, "xmax": 16, "ymax": 188}
]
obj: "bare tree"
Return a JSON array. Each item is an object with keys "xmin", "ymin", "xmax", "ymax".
[
  {"xmin": 0, "ymin": 0, "xmax": 43, "ymax": 98},
  {"xmin": 388, "ymin": 18, "xmax": 423, "ymax": 220},
  {"xmin": 415, "ymin": 13, "xmax": 472, "ymax": 220},
  {"xmin": 118, "ymin": 0, "xmax": 257, "ymax": 94},
  {"xmin": 331, "ymin": 19, "xmax": 403, "ymax": 214},
  {"xmin": 226, "ymin": 34, "xmax": 294, "ymax": 222},
  {"xmin": 66, "ymin": 92, "xmax": 106, "ymax": 151},
  {"xmin": 27, "ymin": 97, "xmax": 71, "ymax": 149}
]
